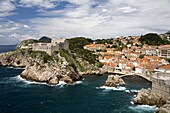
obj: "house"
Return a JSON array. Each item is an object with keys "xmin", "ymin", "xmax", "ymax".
[
  {"xmin": 155, "ymin": 64, "xmax": 170, "ymax": 73},
  {"xmin": 84, "ymin": 44, "xmax": 106, "ymax": 51},
  {"xmin": 141, "ymin": 47, "xmax": 158, "ymax": 56},
  {"xmin": 158, "ymin": 45, "xmax": 170, "ymax": 58}
]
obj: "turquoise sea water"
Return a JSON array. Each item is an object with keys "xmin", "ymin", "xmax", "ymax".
[{"xmin": 0, "ymin": 46, "xmax": 156, "ymax": 113}]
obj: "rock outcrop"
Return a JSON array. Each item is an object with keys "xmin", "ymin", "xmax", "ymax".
[
  {"xmin": 157, "ymin": 97, "xmax": 170, "ymax": 113},
  {"xmin": 0, "ymin": 50, "xmax": 31, "ymax": 67},
  {"xmin": 133, "ymin": 88, "xmax": 166, "ymax": 107},
  {"xmin": 0, "ymin": 49, "xmax": 82, "ymax": 85},
  {"xmin": 104, "ymin": 75, "xmax": 126, "ymax": 87},
  {"xmin": 16, "ymin": 39, "xmax": 38, "ymax": 49},
  {"xmin": 20, "ymin": 56, "xmax": 82, "ymax": 85}
]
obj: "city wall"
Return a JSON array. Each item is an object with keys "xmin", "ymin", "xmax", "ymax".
[{"xmin": 151, "ymin": 73, "xmax": 170, "ymax": 99}]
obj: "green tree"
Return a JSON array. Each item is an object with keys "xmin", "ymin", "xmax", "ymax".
[
  {"xmin": 139, "ymin": 33, "xmax": 170, "ymax": 45},
  {"xmin": 39, "ymin": 36, "xmax": 52, "ymax": 43},
  {"xmin": 139, "ymin": 54, "xmax": 145, "ymax": 59}
]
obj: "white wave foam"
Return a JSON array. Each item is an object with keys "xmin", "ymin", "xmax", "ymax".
[
  {"xmin": 1, "ymin": 75, "xmax": 83, "ymax": 88},
  {"xmin": 130, "ymin": 101, "xmax": 134, "ymax": 105},
  {"xmin": 130, "ymin": 89, "xmax": 140, "ymax": 93},
  {"xmin": 97, "ymin": 86, "xmax": 126, "ymax": 91},
  {"xmin": 129, "ymin": 105, "xmax": 157, "ymax": 113},
  {"xmin": 6, "ymin": 67, "xmax": 25, "ymax": 69},
  {"xmin": 1, "ymin": 75, "xmax": 24, "ymax": 84},
  {"xmin": 125, "ymin": 90, "xmax": 130, "ymax": 93},
  {"xmin": 56, "ymin": 81, "xmax": 67, "ymax": 88},
  {"xmin": 125, "ymin": 89, "xmax": 139, "ymax": 93},
  {"xmin": 9, "ymin": 75, "xmax": 67, "ymax": 87},
  {"xmin": 75, "ymin": 81, "xmax": 83, "ymax": 84}
]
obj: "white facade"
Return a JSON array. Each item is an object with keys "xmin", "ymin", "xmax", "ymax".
[{"xmin": 32, "ymin": 38, "xmax": 69, "ymax": 55}]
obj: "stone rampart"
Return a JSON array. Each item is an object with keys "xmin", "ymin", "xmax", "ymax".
[{"xmin": 151, "ymin": 73, "xmax": 170, "ymax": 99}]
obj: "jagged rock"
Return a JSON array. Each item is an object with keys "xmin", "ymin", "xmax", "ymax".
[
  {"xmin": 60, "ymin": 75, "xmax": 73, "ymax": 84},
  {"xmin": 48, "ymin": 77, "xmax": 59, "ymax": 85},
  {"xmin": 157, "ymin": 97, "xmax": 170, "ymax": 113},
  {"xmin": 0, "ymin": 47, "xmax": 82, "ymax": 85},
  {"xmin": 133, "ymin": 88, "xmax": 166, "ymax": 107},
  {"xmin": 21, "ymin": 60, "xmax": 81, "ymax": 85},
  {"xmin": 0, "ymin": 50, "xmax": 30, "ymax": 67},
  {"xmin": 104, "ymin": 75, "xmax": 126, "ymax": 87}
]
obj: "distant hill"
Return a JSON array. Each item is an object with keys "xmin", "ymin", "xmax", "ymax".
[
  {"xmin": 17, "ymin": 36, "xmax": 52, "ymax": 49},
  {"xmin": 139, "ymin": 33, "xmax": 170, "ymax": 45},
  {"xmin": 39, "ymin": 36, "xmax": 51, "ymax": 43},
  {"xmin": 166, "ymin": 31, "xmax": 170, "ymax": 34}
]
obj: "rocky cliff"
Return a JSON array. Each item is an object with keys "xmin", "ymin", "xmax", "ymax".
[
  {"xmin": 21, "ymin": 59, "xmax": 81, "ymax": 85},
  {"xmin": 0, "ymin": 49, "xmax": 31, "ymax": 67},
  {"xmin": 133, "ymin": 88, "xmax": 166, "ymax": 107},
  {"xmin": 0, "ymin": 49, "xmax": 82, "ymax": 85}
]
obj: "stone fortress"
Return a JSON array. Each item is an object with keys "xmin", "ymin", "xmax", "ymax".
[
  {"xmin": 20, "ymin": 38, "xmax": 69, "ymax": 55},
  {"xmin": 32, "ymin": 38, "xmax": 69, "ymax": 55}
]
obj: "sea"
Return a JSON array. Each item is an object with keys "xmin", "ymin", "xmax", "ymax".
[{"xmin": 0, "ymin": 45, "xmax": 157, "ymax": 113}]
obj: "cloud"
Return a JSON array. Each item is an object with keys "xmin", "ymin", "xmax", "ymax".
[
  {"xmin": 0, "ymin": 0, "xmax": 16, "ymax": 17},
  {"xmin": 0, "ymin": 0, "xmax": 170, "ymax": 44},
  {"xmin": 0, "ymin": 20, "xmax": 35, "ymax": 44},
  {"xmin": 28, "ymin": 0, "xmax": 170, "ymax": 39},
  {"xmin": 19, "ymin": 0, "xmax": 60, "ymax": 9}
]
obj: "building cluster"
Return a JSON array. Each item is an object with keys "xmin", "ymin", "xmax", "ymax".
[{"xmin": 84, "ymin": 36, "xmax": 170, "ymax": 75}]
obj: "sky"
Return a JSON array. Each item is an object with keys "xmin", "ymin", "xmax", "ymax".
[{"xmin": 0, "ymin": 0, "xmax": 170, "ymax": 45}]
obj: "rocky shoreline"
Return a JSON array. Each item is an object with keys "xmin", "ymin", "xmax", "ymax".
[
  {"xmin": 157, "ymin": 97, "xmax": 170, "ymax": 113},
  {"xmin": 0, "ymin": 50, "xmax": 30, "ymax": 67},
  {"xmin": 133, "ymin": 88, "xmax": 166, "ymax": 107},
  {"xmin": 21, "ymin": 61, "xmax": 81, "ymax": 85},
  {"xmin": 133, "ymin": 88, "xmax": 170, "ymax": 113},
  {"xmin": 0, "ymin": 49, "xmax": 83, "ymax": 85}
]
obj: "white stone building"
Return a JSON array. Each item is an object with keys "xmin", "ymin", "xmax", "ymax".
[
  {"xmin": 158, "ymin": 45, "xmax": 170, "ymax": 58},
  {"xmin": 32, "ymin": 38, "xmax": 69, "ymax": 55}
]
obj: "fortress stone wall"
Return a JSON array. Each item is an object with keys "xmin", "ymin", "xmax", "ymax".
[
  {"xmin": 151, "ymin": 73, "xmax": 170, "ymax": 99},
  {"xmin": 32, "ymin": 38, "xmax": 69, "ymax": 55}
]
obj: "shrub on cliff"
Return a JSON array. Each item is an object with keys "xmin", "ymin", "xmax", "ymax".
[
  {"xmin": 59, "ymin": 50, "xmax": 84, "ymax": 72},
  {"xmin": 30, "ymin": 51, "xmax": 54, "ymax": 63},
  {"xmin": 68, "ymin": 37, "xmax": 93, "ymax": 51},
  {"xmin": 68, "ymin": 37, "xmax": 96, "ymax": 64}
]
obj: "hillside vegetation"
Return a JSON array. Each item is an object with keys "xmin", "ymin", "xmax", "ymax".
[
  {"xmin": 139, "ymin": 33, "xmax": 170, "ymax": 45},
  {"xmin": 68, "ymin": 37, "xmax": 103, "ymax": 68}
]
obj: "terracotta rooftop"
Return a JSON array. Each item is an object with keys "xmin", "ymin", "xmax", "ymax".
[
  {"xmin": 159, "ymin": 64, "xmax": 170, "ymax": 69},
  {"xmin": 84, "ymin": 44, "xmax": 105, "ymax": 48}
]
